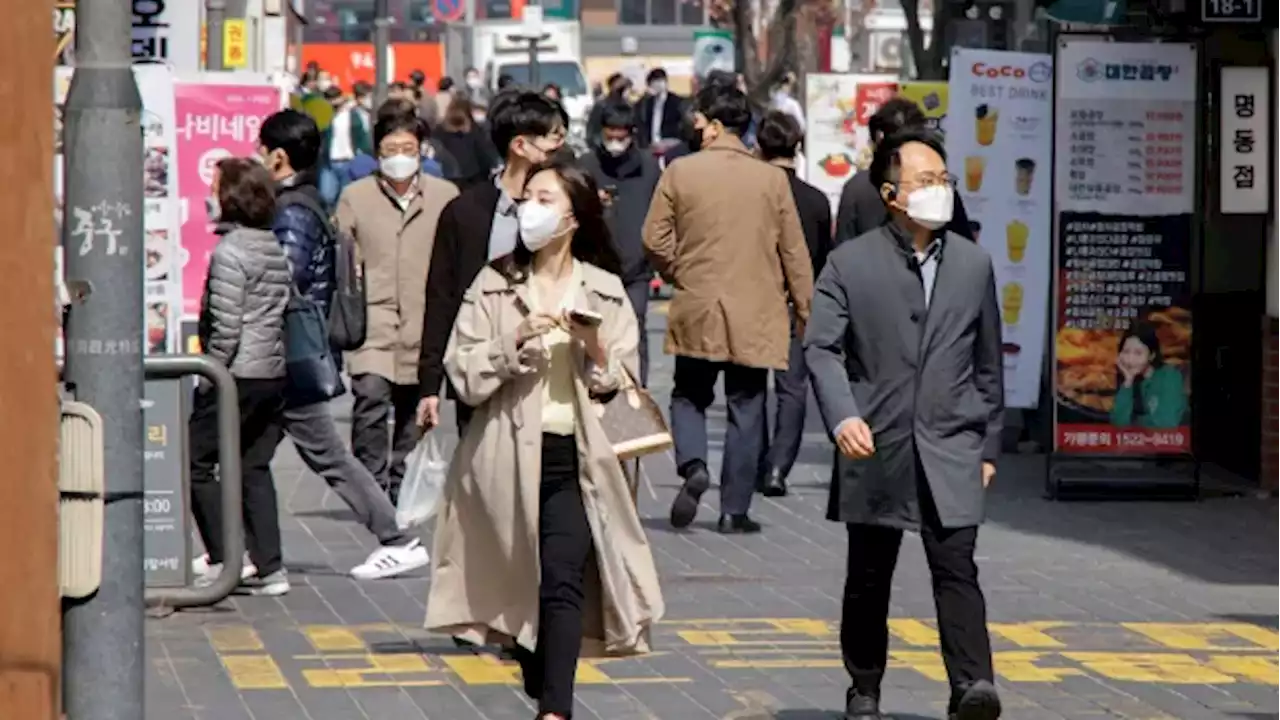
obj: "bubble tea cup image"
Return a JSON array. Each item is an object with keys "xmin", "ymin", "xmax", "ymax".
[
  {"xmin": 975, "ymin": 104, "xmax": 999, "ymax": 147},
  {"xmin": 964, "ymin": 156, "xmax": 986, "ymax": 192},
  {"xmin": 1001, "ymin": 282, "xmax": 1024, "ymax": 325},
  {"xmin": 1015, "ymin": 158, "xmax": 1036, "ymax": 196},
  {"xmin": 1006, "ymin": 220, "xmax": 1028, "ymax": 263}
]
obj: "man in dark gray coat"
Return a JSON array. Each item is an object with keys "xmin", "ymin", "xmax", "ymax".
[{"xmin": 803, "ymin": 127, "xmax": 1005, "ymax": 720}]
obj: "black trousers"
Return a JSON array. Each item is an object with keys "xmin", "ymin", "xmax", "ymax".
[
  {"xmin": 350, "ymin": 373, "xmax": 418, "ymax": 498},
  {"xmin": 624, "ymin": 278, "xmax": 650, "ymax": 387},
  {"xmin": 516, "ymin": 433, "xmax": 592, "ymax": 718},
  {"xmin": 188, "ymin": 377, "xmax": 286, "ymax": 577},
  {"xmin": 766, "ymin": 319, "xmax": 808, "ymax": 479},
  {"xmin": 841, "ymin": 476, "xmax": 994, "ymax": 706},
  {"xmin": 670, "ymin": 356, "xmax": 767, "ymax": 516}
]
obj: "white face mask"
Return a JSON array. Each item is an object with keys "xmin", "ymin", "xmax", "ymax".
[
  {"xmin": 379, "ymin": 154, "xmax": 419, "ymax": 181},
  {"xmin": 904, "ymin": 185, "xmax": 954, "ymax": 230},
  {"xmin": 205, "ymin": 196, "xmax": 220, "ymax": 221},
  {"xmin": 603, "ymin": 138, "xmax": 630, "ymax": 156},
  {"xmin": 316, "ymin": 78, "xmax": 332, "ymax": 92},
  {"xmin": 466, "ymin": 75, "xmax": 483, "ymax": 89},
  {"xmin": 518, "ymin": 202, "xmax": 569, "ymax": 252},
  {"xmin": 649, "ymin": 80, "xmax": 667, "ymax": 96}
]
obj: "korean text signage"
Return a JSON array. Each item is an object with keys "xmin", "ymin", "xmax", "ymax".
[
  {"xmin": 1052, "ymin": 41, "xmax": 1197, "ymax": 456},
  {"xmin": 1219, "ymin": 67, "xmax": 1270, "ymax": 215},
  {"xmin": 143, "ymin": 379, "xmax": 188, "ymax": 587},
  {"xmin": 174, "ymin": 76, "xmax": 283, "ymax": 318},
  {"xmin": 947, "ymin": 49, "xmax": 1054, "ymax": 409},
  {"xmin": 132, "ymin": 0, "xmax": 201, "ymax": 71}
]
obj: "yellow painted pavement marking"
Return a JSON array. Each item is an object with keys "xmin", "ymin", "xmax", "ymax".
[
  {"xmin": 203, "ymin": 618, "xmax": 1280, "ymax": 691},
  {"xmin": 1062, "ymin": 652, "xmax": 1239, "ymax": 684},
  {"xmin": 1122, "ymin": 622, "xmax": 1280, "ymax": 652},
  {"xmin": 219, "ymin": 655, "xmax": 289, "ymax": 689},
  {"xmin": 206, "ymin": 626, "xmax": 265, "ymax": 653},
  {"xmin": 302, "ymin": 625, "xmax": 368, "ymax": 652}
]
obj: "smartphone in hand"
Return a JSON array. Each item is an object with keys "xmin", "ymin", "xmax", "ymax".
[{"xmin": 568, "ymin": 308, "xmax": 603, "ymax": 327}]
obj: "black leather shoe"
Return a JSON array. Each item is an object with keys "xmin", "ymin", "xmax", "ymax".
[
  {"xmin": 950, "ymin": 680, "xmax": 1002, "ymax": 720},
  {"xmin": 760, "ymin": 468, "xmax": 788, "ymax": 497},
  {"xmin": 669, "ymin": 464, "xmax": 710, "ymax": 529},
  {"xmin": 845, "ymin": 691, "xmax": 885, "ymax": 719},
  {"xmin": 717, "ymin": 514, "xmax": 762, "ymax": 534}
]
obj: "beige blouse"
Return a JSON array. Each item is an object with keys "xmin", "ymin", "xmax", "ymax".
[{"xmin": 529, "ymin": 261, "xmax": 581, "ymax": 436}]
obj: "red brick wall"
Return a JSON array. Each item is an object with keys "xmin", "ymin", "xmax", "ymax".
[{"xmin": 1263, "ymin": 316, "xmax": 1279, "ymax": 490}]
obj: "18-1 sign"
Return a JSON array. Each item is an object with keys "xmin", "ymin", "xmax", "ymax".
[{"xmin": 1202, "ymin": 0, "xmax": 1260, "ymax": 22}]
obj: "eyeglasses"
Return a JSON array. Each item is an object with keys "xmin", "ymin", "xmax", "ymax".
[
  {"xmin": 379, "ymin": 143, "xmax": 420, "ymax": 157},
  {"xmin": 902, "ymin": 173, "xmax": 958, "ymax": 190}
]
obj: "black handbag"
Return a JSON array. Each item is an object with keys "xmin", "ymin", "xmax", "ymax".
[
  {"xmin": 278, "ymin": 190, "xmax": 367, "ymax": 351},
  {"xmin": 283, "ymin": 288, "xmax": 344, "ymax": 408},
  {"xmin": 328, "ymin": 226, "xmax": 367, "ymax": 351}
]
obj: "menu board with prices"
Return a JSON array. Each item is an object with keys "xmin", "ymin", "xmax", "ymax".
[
  {"xmin": 1052, "ymin": 40, "xmax": 1198, "ymax": 457},
  {"xmin": 947, "ymin": 48, "xmax": 1055, "ymax": 409}
]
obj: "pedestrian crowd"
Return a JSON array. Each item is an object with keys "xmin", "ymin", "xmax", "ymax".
[{"xmin": 181, "ymin": 61, "xmax": 1004, "ymax": 720}]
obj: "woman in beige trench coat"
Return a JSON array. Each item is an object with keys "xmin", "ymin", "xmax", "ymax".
[{"xmin": 425, "ymin": 156, "xmax": 664, "ymax": 720}]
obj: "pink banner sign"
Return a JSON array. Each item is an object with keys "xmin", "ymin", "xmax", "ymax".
[{"xmin": 174, "ymin": 81, "xmax": 281, "ymax": 318}]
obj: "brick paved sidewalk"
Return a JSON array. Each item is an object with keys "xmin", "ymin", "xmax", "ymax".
[{"xmin": 145, "ymin": 307, "xmax": 1279, "ymax": 720}]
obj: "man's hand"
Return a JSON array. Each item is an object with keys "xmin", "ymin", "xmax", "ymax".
[
  {"xmin": 982, "ymin": 462, "xmax": 996, "ymax": 488},
  {"xmin": 835, "ymin": 418, "xmax": 875, "ymax": 459},
  {"xmin": 416, "ymin": 395, "xmax": 440, "ymax": 431}
]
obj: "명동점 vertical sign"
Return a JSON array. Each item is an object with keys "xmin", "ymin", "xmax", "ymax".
[{"xmin": 1218, "ymin": 66, "xmax": 1270, "ymax": 215}]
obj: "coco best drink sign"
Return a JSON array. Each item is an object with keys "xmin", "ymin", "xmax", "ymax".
[
  {"xmin": 946, "ymin": 48, "xmax": 1055, "ymax": 409},
  {"xmin": 1051, "ymin": 40, "xmax": 1197, "ymax": 456}
]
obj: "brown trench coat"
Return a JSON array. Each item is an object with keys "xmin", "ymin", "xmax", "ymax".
[
  {"xmin": 641, "ymin": 134, "xmax": 815, "ymax": 370},
  {"xmin": 424, "ymin": 261, "xmax": 665, "ymax": 657},
  {"xmin": 336, "ymin": 174, "xmax": 459, "ymax": 385}
]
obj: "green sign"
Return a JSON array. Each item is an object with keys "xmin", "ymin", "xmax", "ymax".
[{"xmin": 1043, "ymin": 0, "xmax": 1128, "ymax": 24}]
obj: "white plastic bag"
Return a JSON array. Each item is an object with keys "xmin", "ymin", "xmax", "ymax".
[{"xmin": 396, "ymin": 434, "xmax": 448, "ymax": 530}]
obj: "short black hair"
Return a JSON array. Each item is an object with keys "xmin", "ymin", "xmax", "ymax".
[
  {"xmin": 600, "ymin": 101, "xmax": 635, "ymax": 131},
  {"xmin": 373, "ymin": 99, "xmax": 427, "ymax": 149},
  {"xmin": 323, "ymin": 86, "xmax": 343, "ymax": 101},
  {"xmin": 352, "ymin": 81, "xmax": 372, "ymax": 98},
  {"xmin": 703, "ymin": 69, "xmax": 737, "ymax": 90},
  {"xmin": 488, "ymin": 90, "xmax": 568, "ymax": 155},
  {"xmin": 868, "ymin": 127, "xmax": 947, "ymax": 193},
  {"xmin": 215, "ymin": 158, "xmax": 276, "ymax": 230},
  {"xmin": 756, "ymin": 110, "xmax": 802, "ymax": 160},
  {"xmin": 868, "ymin": 98, "xmax": 927, "ymax": 143},
  {"xmin": 646, "ymin": 68, "xmax": 668, "ymax": 84},
  {"xmin": 497, "ymin": 74, "xmax": 515, "ymax": 90},
  {"xmin": 695, "ymin": 83, "xmax": 752, "ymax": 137},
  {"xmin": 409, "ymin": 69, "xmax": 426, "ymax": 86},
  {"xmin": 438, "ymin": 76, "xmax": 455, "ymax": 92},
  {"xmin": 258, "ymin": 109, "xmax": 321, "ymax": 173}
]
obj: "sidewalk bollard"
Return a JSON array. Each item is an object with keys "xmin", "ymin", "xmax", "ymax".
[{"xmin": 142, "ymin": 355, "xmax": 243, "ymax": 610}]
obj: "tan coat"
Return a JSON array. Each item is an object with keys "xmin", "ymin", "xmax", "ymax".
[
  {"xmin": 425, "ymin": 262, "xmax": 664, "ymax": 657},
  {"xmin": 642, "ymin": 134, "xmax": 815, "ymax": 370},
  {"xmin": 336, "ymin": 174, "xmax": 459, "ymax": 385}
]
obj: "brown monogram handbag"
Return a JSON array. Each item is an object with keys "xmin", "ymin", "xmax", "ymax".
[{"xmin": 594, "ymin": 369, "xmax": 672, "ymax": 461}]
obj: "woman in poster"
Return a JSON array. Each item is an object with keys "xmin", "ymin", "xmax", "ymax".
[{"xmin": 1109, "ymin": 323, "xmax": 1188, "ymax": 429}]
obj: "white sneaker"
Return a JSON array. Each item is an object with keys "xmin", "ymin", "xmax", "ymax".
[
  {"xmin": 243, "ymin": 570, "xmax": 290, "ymax": 596},
  {"xmin": 192, "ymin": 553, "xmax": 257, "ymax": 580},
  {"xmin": 350, "ymin": 539, "xmax": 429, "ymax": 580}
]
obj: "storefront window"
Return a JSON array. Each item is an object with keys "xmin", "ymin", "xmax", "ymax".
[
  {"xmin": 304, "ymin": 0, "xmax": 443, "ymax": 43},
  {"xmin": 618, "ymin": 0, "xmax": 706, "ymax": 24}
]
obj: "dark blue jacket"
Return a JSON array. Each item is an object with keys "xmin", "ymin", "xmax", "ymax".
[{"xmin": 273, "ymin": 175, "xmax": 334, "ymax": 317}]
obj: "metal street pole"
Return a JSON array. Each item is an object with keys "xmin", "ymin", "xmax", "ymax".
[
  {"xmin": 61, "ymin": 0, "xmax": 146, "ymax": 716},
  {"xmin": 374, "ymin": 0, "xmax": 391, "ymax": 107},
  {"xmin": 0, "ymin": 0, "xmax": 61, "ymax": 717},
  {"xmin": 529, "ymin": 38, "xmax": 540, "ymax": 87},
  {"xmin": 207, "ymin": 0, "xmax": 227, "ymax": 70}
]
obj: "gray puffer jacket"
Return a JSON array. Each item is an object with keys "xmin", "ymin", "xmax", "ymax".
[{"xmin": 198, "ymin": 224, "xmax": 292, "ymax": 379}]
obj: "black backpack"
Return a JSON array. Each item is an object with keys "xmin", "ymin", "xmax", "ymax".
[{"xmin": 277, "ymin": 190, "xmax": 367, "ymax": 351}]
